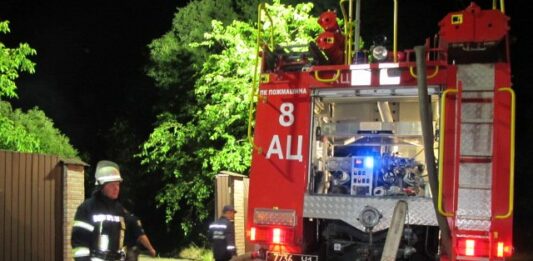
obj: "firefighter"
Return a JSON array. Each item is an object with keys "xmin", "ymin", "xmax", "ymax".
[
  {"xmin": 124, "ymin": 209, "xmax": 157, "ymax": 261},
  {"xmin": 71, "ymin": 160, "xmax": 129, "ymax": 261},
  {"xmin": 209, "ymin": 205, "xmax": 238, "ymax": 261}
]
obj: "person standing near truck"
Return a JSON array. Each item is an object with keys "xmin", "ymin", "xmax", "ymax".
[
  {"xmin": 71, "ymin": 160, "xmax": 129, "ymax": 261},
  {"xmin": 209, "ymin": 205, "xmax": 238, "ymax": 261}
]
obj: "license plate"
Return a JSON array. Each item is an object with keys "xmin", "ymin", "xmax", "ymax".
[{"xmin": 267, "ymin": 251, "xmax": 318, "ymax": 261}]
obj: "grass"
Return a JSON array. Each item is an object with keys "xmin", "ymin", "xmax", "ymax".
[
  {"xmin": 177, "ymin": 245, "xmax": 213, "ymax": 261},
  {"xmin": 139, "ymin": 255, "xmax": 183, "ymax": 261},
  {"xmin": 138, "ymin": 245, "xmax": 213, "ymax": 261}
]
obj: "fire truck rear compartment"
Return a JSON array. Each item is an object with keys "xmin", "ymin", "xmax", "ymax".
[{"xmin": 304, "ymin": 91, "xmax": 440, "ymax": 260}]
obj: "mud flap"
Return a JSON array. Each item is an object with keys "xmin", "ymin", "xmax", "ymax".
[{"xmin": 380, "ymin": 200, "xmax": 408, "ymax": 261}]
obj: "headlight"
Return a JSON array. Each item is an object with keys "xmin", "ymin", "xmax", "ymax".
[
  {"xmin": 372, "ymin": 45, "xmax": 388, "ymax": 62},
  {"xmin": 358, "ymin": 206, "xmax": 382, "ymax": 229}
]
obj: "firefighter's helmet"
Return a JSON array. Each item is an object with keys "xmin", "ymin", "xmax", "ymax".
[{"xmin": 94, "ymin": 160, "xmax": 123, "ymax": 185}]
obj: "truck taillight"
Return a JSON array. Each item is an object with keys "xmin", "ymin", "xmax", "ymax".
[
  {"xmin": 271, "ymin": 227, "xmax": 293, "ymax": 244},
  {"xmin": 250, "ymin": 226, "xmax": 267, "ymax": 242},
  {"xmin": 457, "ymin": 238, "xmax": 513, "ymax": 257},
  {"xmin": 495, "ymin": 241, "xmax": 512, "ymax": 257},
  {"xmin": 250, "ymin": 227, "xmax": 256, "ymax": 241},
  {"xmin": 249, "ymin": 226, "xmax": 294, "ymax": 245},
  {"xmin": 497, "ymin": 242, "xmax": 504, "ymax": 257},
  {"xmin": 465, "ymin": 239, "xmax": 475, "ymax": 256},
  {"xmin": 272, "ymin": 228, "xmax": 282, "ymax": 244},
  {"xmin": 457, "ymin": 238, "xmax": 489, "ymax": 257}
]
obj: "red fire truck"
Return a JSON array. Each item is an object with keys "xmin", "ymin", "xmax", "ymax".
[{"xmin": 246, "ymin": 1, "xmax": 514, "ymax": 260}]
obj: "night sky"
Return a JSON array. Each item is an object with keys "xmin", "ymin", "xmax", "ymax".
[
  {"xmin": 1, "ymin": 0, "xmax": 187, "ymax": 160},
  {"xmin": 2, "ymin": 0, "xmax": 533, "ymax": 255}
]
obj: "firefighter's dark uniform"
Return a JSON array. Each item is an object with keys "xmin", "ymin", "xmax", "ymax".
[
  {"xmin": 71, "ymin": 191, "xmax": 128, "ymax": 261},
  {"xmin": 124, "ymin": 211, "xmax": 145, "ymax": 261},
  {"xmin": 209, "ymin": 216, "xmax": 237, "ymax": 261}
]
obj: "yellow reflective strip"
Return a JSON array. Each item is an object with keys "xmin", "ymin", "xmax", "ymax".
[
  {"xmin": 73, "ymin": 247, "xmax": 90, "ymax": 257},
  {"xmin": 74, "ymin": 221, "xmax": 94, "ymax": 232},
  {"xmin": 119, "ymin": 217, "xmax": 125, "ymax": 250}
]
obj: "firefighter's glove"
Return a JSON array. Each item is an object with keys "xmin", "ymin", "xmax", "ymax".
[{"xmin": 251, "ymin": 248, "xmax": 266, "ymax": 260}]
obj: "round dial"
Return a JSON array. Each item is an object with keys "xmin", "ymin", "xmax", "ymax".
[{"xmin": 358, "ymin": 206, "xmax": 382, "ymax": 229}]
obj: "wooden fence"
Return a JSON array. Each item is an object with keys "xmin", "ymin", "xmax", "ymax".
[{"xmin": 0, "ymin": 150, "xmax": 85, "ymax": 261}]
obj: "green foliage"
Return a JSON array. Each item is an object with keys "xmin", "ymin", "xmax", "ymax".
[
  {"xmin": 0, "ymin": 105, "xmax": 40, "ymax": 152},
  {"xmin": 0, "ymin": 20, "xmax": 36, "ymax": 99},
  {"xmin": 0, "ymin": 20, "xmax": 77, "ymax": 158},
  {"xmin": 0, "ymin": 101, "xmax": 78, "ymax": 158},
  {"xmin": 147, "ymin": 0, "xmax": 240, "ymax": 91},
  {"xmin": 178, "ymin": 244, "xmax": 213, "ymax": 261},
  {"xmin": 141, "ymin": 0, "xmax": 320, "ymax": 241}
]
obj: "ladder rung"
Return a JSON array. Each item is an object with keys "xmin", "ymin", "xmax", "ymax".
[
  {"xmin": 456, "ymin": 232, "xmax": 490, "ymax": 239},
  {"xmin": 460, "ymin": 153, "xmax": 492, "ymax": 158},
  {"xmin": 457, "ymin": 215, "xmax": 491, "ymax": 221},
  {"xmin": 459, "ymin": 156, "xmax": 492, "ymax": 163},
  {"xmin": 461, "ymin": 119, "xmax": 493, "ymax": 124},
  {"xmin": 458, "ymin": 185, "xmax": 491, "ymax": 190},
  {"xmin": 460, "ymin": 87, "xmax": 494, "ymax": 92},
  {"xmin": 461, "ymin": 97, "xmax": 493, "ymax": 103}
]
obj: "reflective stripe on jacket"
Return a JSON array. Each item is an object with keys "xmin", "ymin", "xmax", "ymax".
[
  {"xmin": 208, "ymin": 216, "xmax": 236, "ymax": 260},
  {"xmin": 71, "ymin": 191, "xmax": 127, "ymax": 261}
]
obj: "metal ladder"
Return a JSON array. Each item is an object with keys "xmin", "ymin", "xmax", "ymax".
[
  {"xmin": 454, "ymin": 65, "xmax": 496, "ymax": 260},
  {"xmin": 454, "ymin": 64, "xmax": 495, "ymax": 234},
  {"xmin": 439, "ymin": 63, "xmax": 515, "ymax": 260}
]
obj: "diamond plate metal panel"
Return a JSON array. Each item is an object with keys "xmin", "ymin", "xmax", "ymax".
[
  {"xmin": 456, "ymin": 189, "xmax": 491, "ymax": 218},
  {"xmin": 456, "ymin": 218, "xmax": 491, "ymax": 231},
  {"xmin": 461, "ymin": 124, "xmax": 492, "ymax": 156},
  {"xmin": 457, "ymin": 64, "xmax": 494, "ymax": 91},
  {"xmin": 462, "ymin": 101, "xmax": 493, "ymax": 122},
  {"xmin": 461, "ymin": 91, "xmax": 494, "ymax": 100},
  {"xmin": 454, "ymin": 64, "xmax": 495, "ymax": 232},
  {"xmin": 456, "ymin": 188, "xmax": 491, "ymax": 231},
  {"xmin": 303, "ymin": 195, "xmax": 437, "ymax": 232},
  {"xmin": 459, "ymin": 163, "xmax": 492, "ymax": 189}
]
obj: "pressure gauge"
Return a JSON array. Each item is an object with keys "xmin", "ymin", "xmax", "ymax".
[{"xmin": 358, "ymin": 206, "xmax": 382, "ymax": 229}]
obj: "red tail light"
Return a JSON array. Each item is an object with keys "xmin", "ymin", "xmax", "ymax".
[
  {"xmin": 250, "ymin": 227, "xmax": 256, "ymax": 241},
  {"xmin": 495, "ymin": 241, "xmax": 513, "ymax": 257},
  {"xmin": 457, "ymin": 238, "xmax": 489, "ymax": 257},
  {"xmin": 465, "ymin": 240, "xmax": 475, "ymax": 256},
  {"xmin": 272, "ymin": 228, "xmax": 282, "ymax": 244},
  {"xmin": 248, "ymin": 226, "xmax": 294, "ymax": 245},
  {"xmin": 496, "ymin": 242, "xmax": 504, "ymax": 258}
]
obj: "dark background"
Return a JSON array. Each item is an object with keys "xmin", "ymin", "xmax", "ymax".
[
  {"xmin": 1, "ymin": 0, "xmax": 185, "ymax": 160},
  {"xmin": 0, "ymin": 0, "xmax": 191, "ymax": 253},
  {"xmin": 1, "ymin": 0, "xmax": 532, "ymax": 256}
]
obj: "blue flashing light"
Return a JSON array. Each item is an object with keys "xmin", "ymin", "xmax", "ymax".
[{"xmin": 364, "ymin": 157, "xmax": 374, "ymax": 169}]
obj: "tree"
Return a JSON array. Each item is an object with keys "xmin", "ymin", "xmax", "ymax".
[
  {"xmin": 0, "ymin": 102, "xmax": 40, "ymax": 152},
  {"xmin": 140, "ymin": 0, "xmax": 320, "ymax": 242},
  {"xmin": 0, "ymin": 101, "xmax": 78, "ymax": 158},
  {"xmin": 0, "ymin": 20, "xmax": 78, "ymax": 158},
  {"xmin": 146, "ymin": 0, "xmax": 243, "ymax": 116},
  {"xmin": 0, "ymin": 20, "xmax": 36, "ymax": 99}
]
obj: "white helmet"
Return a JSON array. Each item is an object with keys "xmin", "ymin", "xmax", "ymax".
[{"xmin": 94, "ymin": 160, "xmax": 123, "ymax": 185}]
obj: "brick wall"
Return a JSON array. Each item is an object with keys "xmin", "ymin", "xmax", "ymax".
[
  {"xmin": 63, "ymin": 164, "xmax": 85, "ymax": 261},
  {"xmin": 233, "ymin": 179, "xmax": 245, "ymax": 256}
]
